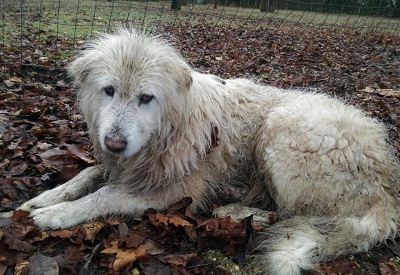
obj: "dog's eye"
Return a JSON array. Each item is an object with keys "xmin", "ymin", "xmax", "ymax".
[
  {"xmin": 139, "ymin": 94, "xmax": 154, "ymax": 105},
  {"xmin": 104, "ymin": 85, "xmax": 115, "ymax": 97}
]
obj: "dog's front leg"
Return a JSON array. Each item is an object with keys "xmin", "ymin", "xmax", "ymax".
[
  {"xmin": 18, "ymin": 166, "xmax": 105, "ymax": 212},
  {"xmin": 29, "ymin": 184, "xmax": 150, "ymax": 229}
]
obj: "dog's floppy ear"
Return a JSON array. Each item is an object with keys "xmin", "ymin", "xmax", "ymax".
[
  {"xmin": 167, "ymin": 64, "xmax": 193, "ymax": 93},
  {"xmin": 178, "ymin": 67, "xmax": 193, "ymax": 93},
  {"xmin": 67, "ymin": 52, "xmax": 94, "ymax": 85}
]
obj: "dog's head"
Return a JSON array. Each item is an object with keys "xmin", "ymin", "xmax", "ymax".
[{"xmin": 68, "ymin": 29, "xmax": 193, "ymax": 157}]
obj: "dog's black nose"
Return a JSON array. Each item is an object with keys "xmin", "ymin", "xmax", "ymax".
[{"xmin": 104, "ymin": 135, "xmax": 127, "ymax": 153}]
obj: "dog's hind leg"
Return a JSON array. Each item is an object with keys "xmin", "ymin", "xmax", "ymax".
[
  {"xmin": 252, "ymin": 201, "xmax": 399, "ymax": 274},
  {"xmin": 252, "ymin": 103, "xmax": 400, "ymax": 274},
  {"xmin": 18, "ymin": 165, "xmax": 105, "ymax": 212}
]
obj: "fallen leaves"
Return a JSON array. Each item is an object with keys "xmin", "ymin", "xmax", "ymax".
[
  {"xmin": 0, "ymin": 210, "xmax": 39, "ymax": 265},
  {"xmin": 0, "ymin": 196, "xmax": 254, "ymax": 274},
  {"xmin": 0, "ymin": 81, "xmax": 93, "ymax": 210},
  {"xmin": 363, "ymin": 87, "xmax": 400, "ymax": 98},
  {"xmin": 380, "ymin": 261, "xmax": 400, "ymax": 275},
  {"xmin": 148, "ymin": 198, "xmax": 194, "ymax": 228}
]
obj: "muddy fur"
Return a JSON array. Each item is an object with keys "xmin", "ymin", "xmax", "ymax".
[{"xmin": 19, "ymin": 29, "xmax": 400, "ymax": 274}]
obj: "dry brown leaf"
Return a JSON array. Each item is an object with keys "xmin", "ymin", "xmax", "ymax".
[
  {"xmin": 168, "ymin": 215, "xmax": 192, "ymax": 227},
  {"xmin": 60, "ymin": 164, "xmax": 81, "ymax": 181},
  {"xmin": 0, "ymin": 178, "xmax": 18, "ymax": 200},
  {"xmin": 154, "ymin": 213, "xmax": 169, "ymax": 227},
  {"xmin": 64, "ymin": 143, "xmax": 95, "ymax": 164},
  {"xmin": 363, "ymin": 87, "xmax": 400, "ymax": 97},
  {"xmin": 198, "ymin": 216, "xmax": 245, "ymax": 239},
  {"xmin": 80, "ymin": 221, "xmax": 105, "ymax": 242},
  {"xmin": 36, "ymin": 141, "xmax": 53, "ymax": 151},
  {"xmin": 7, "ymin": 77, "xmax": 22, "ymax": 83},
  {"xmin": 149, "ymin": 213, "xmax": 192, "ymax": 227},
  {"xmin": 38, "ymin": 148, "xmax": 66, "ymax": 160},
  {"xmin": 4, "ymin": 161, "xmax": 29, "ymax": 176},
  {"xmin": 101, "ymin": 241, "xmax": 147, "ymax": 270},
  {"xmin": 379, "ymin": 262, "xmax": 400, "ymax": 275},
  {"xmin": 14, "ymin": 261, "xmax": 29, "ymax": 275},
  {"xmin": 38, "ymin": 148, "xmax": 67, "ymax": 171},
  {"xmin": 160, "ymin": 253, "xmax": 197, "ymax": 266},
  {"xmin": 144, "ymin": 239, "xmax": 164, "ymax": 256},
  {"xmin": 49, "ymin": 227, "xmax": 80, "ymax": 239},
  {"xmin": 63, "ymin": 246, "xmax": 85, "ymax": 267},
  {"xmin": 120, "ymin": 233, "xmax": 146, "ymax": 248},
  {"xmin": 32, "ymin": 231, "xmax": 49, "ymax": 243},
  {"xmin": 0, "ymin": 263, "xmax": 7, "ymax": 275},
  {"xmin": 28, "ymin": 253, "xmax": 59, "ymax": 275}
]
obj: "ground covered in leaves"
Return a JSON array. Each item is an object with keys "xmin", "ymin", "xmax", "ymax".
[{"xmin": 1, "ymin": 22, "xmax": 400, "ymax": 274}]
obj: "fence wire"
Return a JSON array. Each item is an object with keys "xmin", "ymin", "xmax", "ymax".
[{"xmin": 0, "ymin": 0, "xmax": 399, "ymax": 86}]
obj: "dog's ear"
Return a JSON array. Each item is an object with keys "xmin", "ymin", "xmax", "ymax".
[
  {"xmin": 167, "ymin": 63, "xmax": 193, "ymax": 93},
  {"xmin": 178, "ymin": 68, "xmax": 193, "ymax": 93},
  {"xmin": 67, "ymin": 53, "xmax": 94, "ymax": 85}
]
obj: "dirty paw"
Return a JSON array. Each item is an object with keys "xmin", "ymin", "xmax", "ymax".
[
  {"xmin": 29, "ymin": 203, "xmax": 83, "ymax": 230},
  {"xmin": 18, "ymin": 200, "xmax": 41, "ymax": 212},
  {"xmin": 18, "ymin": 190, "xmax": 68, "ymax": 212}
]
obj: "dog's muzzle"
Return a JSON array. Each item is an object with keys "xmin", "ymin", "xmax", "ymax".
[{"xmin": 104, "ymin": 134, "xmax": 127, "ymax": 153}]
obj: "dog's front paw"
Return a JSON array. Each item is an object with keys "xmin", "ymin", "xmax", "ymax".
[
  {"xmin": 18, "ymin": 198, "xmax": 43, "ymax": 212},
  {"xmin": 18, "ymin": 190, "xmax": 63, "ymax": 212},
  {"xmin": 29, "ymin": 203, "xmax": 84, "ymax": 229}
]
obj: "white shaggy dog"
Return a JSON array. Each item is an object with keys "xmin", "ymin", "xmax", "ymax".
[{"xmin": 19, "ymin": 29, "xmax": 400, "ymax": 274}]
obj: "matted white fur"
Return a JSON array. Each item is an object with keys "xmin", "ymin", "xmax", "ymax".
[{"xmin": 19, "ymin": 29, "xmax": 400, "ymax": 274}]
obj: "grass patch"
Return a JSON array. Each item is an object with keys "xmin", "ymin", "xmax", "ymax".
[{"xmin": 1, "ymin": 0, "xmax": 399, "ymax": 43}]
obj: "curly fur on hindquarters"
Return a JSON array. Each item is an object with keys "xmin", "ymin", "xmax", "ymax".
[{"xmin": 18, "ymin": 29, "xmax": 400, "ymax": 274}]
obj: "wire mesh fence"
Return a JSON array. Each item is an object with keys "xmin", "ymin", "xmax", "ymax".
[{"xmin": 1, "ymin": 0, "xmax": 399, "ymax": 82}]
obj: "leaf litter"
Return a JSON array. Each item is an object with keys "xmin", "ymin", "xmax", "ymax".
[{"xmin": 1, "ymin": 21, "xmax": 400, "ymax": 274}]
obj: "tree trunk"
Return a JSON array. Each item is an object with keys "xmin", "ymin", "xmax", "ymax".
[
  {"xmin": 171, "ymin": 0, "xmax": 181, "ymax": 10},
  {"xmin": 260, "ymin": 0, "xmax": 276, "ymax": 12},
  {"xmin": 260, "ymin": 0, "xmax": 268, "ymax": 12},
  {"xmin": 323, "ymin": 0, "xmax": 331, "ymax": 12},
  {"xmin": 213, "ymin": 0, "xmax": 218, "ymax": 9},
  {"xmin": 269, "ymin": 0, "xmax": 276, "ymax": 12}
]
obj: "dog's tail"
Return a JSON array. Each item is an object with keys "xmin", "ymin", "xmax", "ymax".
[{"xmin": 253, "ymin": 198, "xmax": 399, "ymax": 274}]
